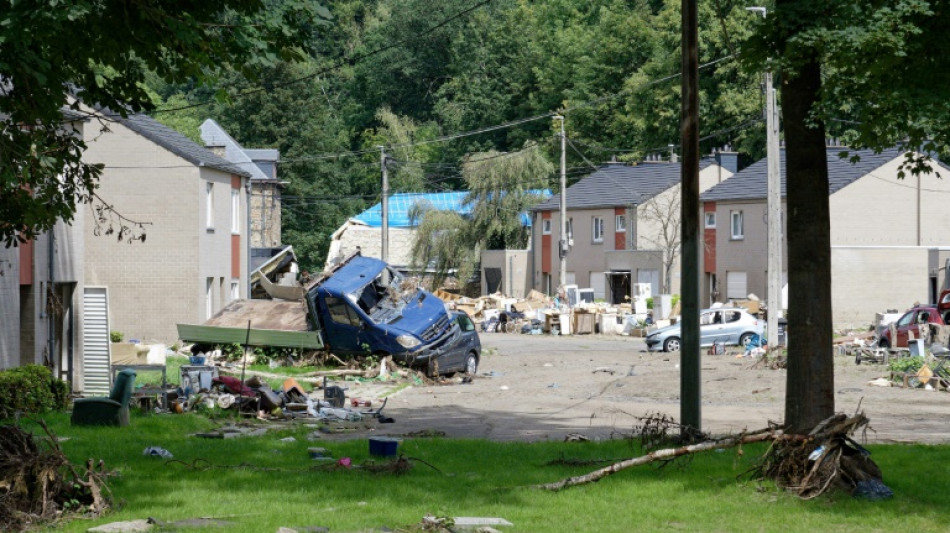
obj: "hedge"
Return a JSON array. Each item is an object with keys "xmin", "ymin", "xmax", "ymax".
[{"xmin": 0, "ymin": 364, "xmax": 70, "ymax": 419}]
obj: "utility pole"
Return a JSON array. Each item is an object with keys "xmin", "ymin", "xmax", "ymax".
[
  {"xmin": 379, "ymin": 146, "xmax": 389, "ymax": 263},
  {"xmin": 555, "ymin": 115, "xmax": 568, "ymax": 291},
  {"xmin": 749, "ymin": 6, "xmax": 783, "ymax": 348},
  {"xmin": 680, "ymin": 0, "xmax": 701, "ymax": 436}
]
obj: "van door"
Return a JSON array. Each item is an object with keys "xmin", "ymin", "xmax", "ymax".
[{"xmin": 321, "ymin": 295, "xmax": 366, "ymax": 355}]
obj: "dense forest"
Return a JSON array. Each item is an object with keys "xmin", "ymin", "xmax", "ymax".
[{"xmin": 147, "ymin": 0, "xmax": 775, "ymax": 271}]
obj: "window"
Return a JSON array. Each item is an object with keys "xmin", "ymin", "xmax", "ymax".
[
  {"xmin": 206, "ymin": 182, "xmax": 214, "ymax": 229},
  {"xmin": 456, "ymin": 313, "xmax": 475, "ymax": 332},
  {"xmin": 542, "ymin": 219, "xmax": 552, "ymax": 235},
  {"xmin": 616, "ymin": 215, "xmax": 626, "ymax": 232},
  {"xmin": 726, "ymin": 271, "xmax": 747, "ymax": 299},
  {"xmin": 325, "ymin": 296, "xmax": 362, "ymax": 327},
  {"xmin": 231, "ymin": 189, "xmax": 240, "ymax": 233},
  {"xmin": 205, "ymin": 278, "xmax": 214, "ymax": 319},
  {"xmin": 230, "ymin": 281, "xmax": 239, "ymax": 302},
  {"xmin": 592, "ymin": 216, "xmax": 605, "ymax": 243},
  {"xmin": 705, "ymin": 212, "xmax": 716, "ymax": 229},
  {"xmin": 730, "ymin": 210, "xmax": 744, "ymax": 239}
]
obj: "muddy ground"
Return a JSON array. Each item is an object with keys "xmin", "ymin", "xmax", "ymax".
[{"xmin": 382, "ymin": 334, "xmax": 950, "ymax": 443}]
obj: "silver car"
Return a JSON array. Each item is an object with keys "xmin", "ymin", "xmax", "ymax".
[{"xmin": 645, "ymin": 308, "xmax": 764, "ymax": 352}]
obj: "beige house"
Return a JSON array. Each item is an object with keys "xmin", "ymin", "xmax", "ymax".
[
  {"xmin": 531, "ymin": 154, "xmax": 736, "ymax": 302},
  {"xmin": 701, "ymin": 144, "xmax": 950, "ymax": 326},
  {"xmin": 200, "ymin": 119, "xmax": 282, "ymax": 248},
  {"xmin": 0, "ymin": 112, "xmax": 87, "ymax": 390},
  {"xmin": 82, "ymin": 110, "xmax": 252, "ymax": 345}
]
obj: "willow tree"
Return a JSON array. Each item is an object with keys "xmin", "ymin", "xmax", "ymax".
[{"xmin": 410, "ymin": 141, "xmax": 553, "ymax": 288}]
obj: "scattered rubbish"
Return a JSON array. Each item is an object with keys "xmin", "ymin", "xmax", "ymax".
[
  {"xmin": 853, "ymin": 478, "xmax": 894, "ymax": 500},
  {"xmin": 867, "ymin": 378, "xmax": 892, "ymax": 387},
  {"xmin": 337, "ymin": 457, "xmax": 352, "ymax": 468},
  {"xmin": 564, "ymin": 433, "xmax": 589, "ymax": 442},
  {"xmin": 308, "ymin": 447, "xmax": 331, "ymax": 460},
  {"xmin": 592, "ymin": 367, "xmax": 616, "ymax": 375},
  {"xmin": 547, "ymin": 383, "xmax": 560, "ymax": 388},
  {"xmin": 499, "ymin": 386, "xmax": 509, "ymax": 391},
  {"xmin": 87, "ymin": 519, "xmax": 153, "ymax": 532},
  {"xmin": 837, "ymin": 388, "xmax": 863, "ymax": 394},
  {"xmin": 279, "ymin": 437, "xmax": 297, "ymax": 443},
  {"xmin": 454, "ymin": 517, "xmax": 514, "ymax": 527},
  {"xmin": 142, "ymin": 446, "xmax": 173, "ymax": 458}
]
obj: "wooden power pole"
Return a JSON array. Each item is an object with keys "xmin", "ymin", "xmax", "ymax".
[{"xmin": 680, "ymin": 0, "xmax": 702, "ymax": 435}]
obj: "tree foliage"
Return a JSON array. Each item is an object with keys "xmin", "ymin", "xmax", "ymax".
[
  {"xmin": 0, "ymin": 0, "xmax": 330, "ymax": 246},
  {"xmin": 410, "ymin": 142, "xmax": 553, "ymax": 287}
]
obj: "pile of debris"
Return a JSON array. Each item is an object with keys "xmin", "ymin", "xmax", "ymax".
[{"xmin": 0, "ymin": 423, "xmax": 111, "ymax": 531}]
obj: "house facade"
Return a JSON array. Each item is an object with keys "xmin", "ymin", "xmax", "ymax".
[
  {"xmin": 81, "ymin": 111, "xmax": 252, "ymax": 347},
  {"xmin": 701, "ymin": 144, "xmax": 950, "ymax": 325},
  {"xmin": 531, "ymin": 153, "xmax": 737, "ymax": 302},
  {"xmin": 0, "ymin": 114, "xmax": 87, "ymax": 391},
  {"xmin": 200, "ymin": 119, "xmax": 282, "ymax": 248}
]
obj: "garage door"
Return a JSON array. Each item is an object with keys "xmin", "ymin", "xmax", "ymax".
[
  {"xmin": 589, "ymin": 272, "xmax": 605, "ymax": 300},
  {"xmin": 726, "ymin": 271, "xmax": 747, "ymax": 300}
]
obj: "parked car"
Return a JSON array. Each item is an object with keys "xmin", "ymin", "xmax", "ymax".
[
  {"xmin": 938, "ymin": 289, "xmax": 950, "ymax": 324},
  {"xmin": 645, "ymin": 308, "xmax": 765, "ymax": 352},
  {"xmin": 428, "ymin": 311, "xmax": 481, "ymax": 376},
  {"xmin": 877, "ymin": 305, "xmax": 945, "ymax": 348}
]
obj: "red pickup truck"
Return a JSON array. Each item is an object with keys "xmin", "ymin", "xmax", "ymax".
[{"xmin": 878, "ymin": 304, "xmax": 946, "ymax": 348}]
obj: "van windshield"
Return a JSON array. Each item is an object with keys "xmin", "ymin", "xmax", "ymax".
[{"xmin": 349, "ymin": 267, "xmax": 414, "ymax": 323}]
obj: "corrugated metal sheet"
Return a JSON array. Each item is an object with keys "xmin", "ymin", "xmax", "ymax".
[
  {"xmin": 176, "ymin": 324, "xmax": 323, "ymax": 349},
  {"xmin": 82, "ymin": 287, "xmax": 112, "ymax": 395}
]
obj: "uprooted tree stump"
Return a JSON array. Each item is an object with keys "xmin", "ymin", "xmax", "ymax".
[
  {"xmin": 748, "ymin": 412, "xmax": 889, "ymax": 499},
  {"xmin": 0, "ymin": 421, "xmax": 112, "ymax": 532},
  {"xmin": 536, "ymin": 412, "xmax": 889, "ymax": 500}
]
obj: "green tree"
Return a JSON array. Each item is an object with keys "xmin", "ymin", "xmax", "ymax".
[
  {"xmin": 742, "ymin": 0, "xmax": 950, "ymax": 431},
  {"xmin": 410, "ymin": 142, "xmax": 553, "ymax": 287},
  {"xmin": 0, "ymin": 0, "xmax": 330, "ymax": 247}
]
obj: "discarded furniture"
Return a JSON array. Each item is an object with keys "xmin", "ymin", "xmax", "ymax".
[{"xmin": 71, "ymin": 368, "xmax": 137, "ymax": 426}]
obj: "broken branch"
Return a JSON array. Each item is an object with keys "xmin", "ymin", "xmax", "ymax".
[{"xmin": 535, "ymin": 430, "xmax": 779, "ymax": 491}]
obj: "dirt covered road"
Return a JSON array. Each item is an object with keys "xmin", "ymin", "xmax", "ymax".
[{"xmin": 383, "ymin": 334, "xmax": 950, "ymax": 443}]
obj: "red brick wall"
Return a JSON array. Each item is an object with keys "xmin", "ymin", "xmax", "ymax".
[
  {"xmin": 704, "ymin": 202, "xmax": 716, "ymax": 273},
  {"xmin": 541, "ymin": 211, "xmax": 552, "ymax": 273},
  {"xmin": 614, "ymin": 207, "xmax": 625, "ymax": 250}
]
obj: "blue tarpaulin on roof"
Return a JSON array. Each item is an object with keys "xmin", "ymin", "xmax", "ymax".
[{"xmin": 353, "ymin": 191, "xmax": 549, "ymax": 228}]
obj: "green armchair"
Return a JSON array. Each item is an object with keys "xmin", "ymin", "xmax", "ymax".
[{"xmin": 71, "ymin": 368, "xmax": 137, "ymax": 426}]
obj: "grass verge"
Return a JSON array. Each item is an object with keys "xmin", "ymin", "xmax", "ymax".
[{"xmin": 13, "ymin": 413, "xmax": 950, "ymax": 533}]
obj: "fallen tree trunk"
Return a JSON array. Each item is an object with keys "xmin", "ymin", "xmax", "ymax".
[{"xmin": 536, "ymin": 430, "xmax": 779, "ymax": 492}]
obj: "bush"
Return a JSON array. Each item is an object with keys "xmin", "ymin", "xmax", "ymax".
[
  {"xmin": 0, "ymin": 365, "xmax": 70, "ymax": 418},
  {"xmin": 889, "ymin": 356, "xmax": 925, "ymax": 375},
  {"xmin": 110, "ymin": 331, "xmax": 124, "ymax": 342}
]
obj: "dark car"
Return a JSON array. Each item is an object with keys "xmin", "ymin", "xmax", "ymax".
[
  {"xmin": 878, "ymin": 305, "xmax": 945, "ymax": 348},
  {"xmin": 428, "ymin": 311, "xmax": 481, "ymax": 376}
]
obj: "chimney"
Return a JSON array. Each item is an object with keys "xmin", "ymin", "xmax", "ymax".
[{"xmin": 714, "ymin": 145, "xmax": 739, "ymax": 173}]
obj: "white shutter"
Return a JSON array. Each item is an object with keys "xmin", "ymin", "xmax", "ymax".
[
  {"xmin": 589, "ymin": 272, "xmax": 606, "ymax": 300},
  {"xmin": 726, "ymin": 271, "xmax": 748, "ymax": 300},
  {"xmin": 82, "ymin": 287, "xmax": 112, "ymax": 395}
]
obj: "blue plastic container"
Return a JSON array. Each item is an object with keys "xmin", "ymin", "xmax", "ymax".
[{"xmin": 368, "ymin": 437, "xmax": 399, "ymax": 457}]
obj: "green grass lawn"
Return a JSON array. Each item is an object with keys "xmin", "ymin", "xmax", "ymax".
[{"xmin": 17, "ymin": 412, "xmax": 950, "ymax": 533}]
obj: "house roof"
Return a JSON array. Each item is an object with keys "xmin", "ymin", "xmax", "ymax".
[
  {"xmin": 116, "ymin": 114, "xmax": 250, "ymax": 177},
  {"xmin": 353, "ymin": 190, "xmax": 550, "ymax": 228},
  {"xmin": 534, "ymin": 159, "xmax": 717, "ymax": 211},
  {"xmin": 199, "ymin": 119, "xmax": 277, "ymax": 181},
  {"xmin": 699, "ymin": 146, "xmax": 933, "ymax": 202}
]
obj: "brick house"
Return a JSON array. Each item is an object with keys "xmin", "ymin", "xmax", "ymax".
[
  {"xmin": 700, "ymin": 144, "xmax": 950, "ymax": 325},
  {"xmin": 81, "ymin": 110, "xmax": 252, "ymax": 347},
  {"xmin": 531, "ymin": 153, "xmax": 737, "ymax": 302}
]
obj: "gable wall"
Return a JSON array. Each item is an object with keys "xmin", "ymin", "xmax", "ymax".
[{"xmin": 82, "ymin": 119, "xmax": 216, "ymax": 343}]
